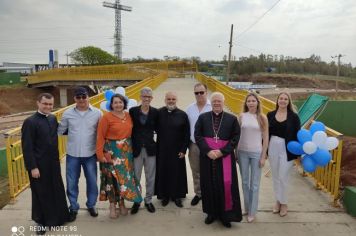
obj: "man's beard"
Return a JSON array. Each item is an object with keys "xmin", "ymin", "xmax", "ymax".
[{"xmin": 166, "ymin": 104, "xmax": 176, "ymax": 111}]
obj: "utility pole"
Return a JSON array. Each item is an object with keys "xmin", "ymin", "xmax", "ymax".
[
  {"xmin": 226, "ymin": 24, "xmax": 233, "ymax": 85},
  {"xmin": 103, "ymin": 0, "xmax": 132, "ymax": 61},
  {"xmin": 331, "ymin": 54, "xmax": 345, "ymax": 95},
  {"xmin": 65, "ymin": 51, "xmax": 69, "ymax": 67}
]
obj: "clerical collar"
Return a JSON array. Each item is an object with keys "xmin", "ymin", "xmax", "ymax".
[
  {"xmin": 167, "ymin": 107, "xmax": 176, "ymax": 113},
  {"xmin": 212, "ymin": 111, "xmax": 223, "ymax": 117},
  {"xmin": 37, "ymin": 110, "xmax": 49, "ymax": 117}
]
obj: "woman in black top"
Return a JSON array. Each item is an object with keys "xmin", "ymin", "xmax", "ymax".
[{"xmin": 267, "ymin": 92, "xmax": 300, "ymax": 217}]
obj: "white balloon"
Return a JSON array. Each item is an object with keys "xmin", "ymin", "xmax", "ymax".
[
  {"xmin": 325, "ymin": 137, "xmax": 339, "ymax": 150},
  {"xmin": 303, "ymin": 141, "xmax": 317, "ymax": 155},
  {"xmin": 312, "ymin": 131, "xmax": 327, "ymax": 147},
  {"xmin": 115, "ymin": 86, "xmax": 125, "ymax": 96},
  {"xmin": 127, "ymin": 99, "xmax": 137, "ymax": 109},
  {"xmin": 100, "ymin": 101, "xmax": 108, "ymax": 111}
]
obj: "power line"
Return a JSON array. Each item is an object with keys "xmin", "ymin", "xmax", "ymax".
[
  {"xmin": 236, "ymin": 44, "xmax": 264, "ymax": 54},
  {"xmin": 237, "ymin": 0, "xmax": 282, "ymax": 39}
]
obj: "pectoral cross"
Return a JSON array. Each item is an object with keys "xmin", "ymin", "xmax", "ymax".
[{"xmin": 214, "ymin": 134, "xmax": 219, "ymax": 143}]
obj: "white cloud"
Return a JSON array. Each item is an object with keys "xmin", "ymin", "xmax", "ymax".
[{"xmin": 0, "ymin": 0, "xmax": 355, "ymax": 66}]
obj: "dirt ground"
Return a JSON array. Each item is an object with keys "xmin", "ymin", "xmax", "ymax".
[
  {"xmin": 0, "ymin": 86, "xmax": 60, "ymax": 116},
  {"xmin": 234, "ymin": 74, "xmax": 356, "ymax": 90},
  {"xmin": 341, "ymin": 136, "xmax": 356, "ymax": 187}
]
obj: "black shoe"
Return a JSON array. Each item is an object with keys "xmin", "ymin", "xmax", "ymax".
[
  {"xmin": 131, "ymin": 203, "xmax": 140, "ymax": 214},
  {"xmin": 161, "ymin": 198, "xmax": 169, "ymax": 207},
  {"xmin": 191, "ymin": 195, "xmax": 201, "ymax": 206},
  {"xmin": 88, "ymin": 207, "xmax": 98, "ymax": 217},
  {"xmin": 174, "ymin": 199, "xmax": 183, "ymax": 208},
  {"xmin": 68, "ymin": 210, "xmax": 78, "ymax": 222},
  {"xmin": 204, "ymin": 215, "xmax": 215, "ymax": 225},
  {"xmin": 36, "ymin": 224, "xmax": 46, "ymax": 235},
  {"xmin": 145, "ymin": 203, "xmax": 156, "ymax": 213},
  {"xmin": 221, "ymin": 221, "xmax": 231, "ymax": 228}
]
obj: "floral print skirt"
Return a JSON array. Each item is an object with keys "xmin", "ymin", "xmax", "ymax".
[{"xmin": 99, "ymin": 138, "xmax": 142, "ymax": 204}]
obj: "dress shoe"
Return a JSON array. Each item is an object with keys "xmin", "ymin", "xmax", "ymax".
[
  {"xmin": 221, "ymin": 221, "xmax": 231, "ymax": 228},
  {"xmin": 174, "ymin": 199, "xmax": 183, "ymax": 208},
  {"xmin": 68, "ymin": 210, "xmax": 77, "ymax": 222},
  {"xmin": 131, "ymin": 203, "xmax": 140, "ymax": 214},
  {"xmin": 190, "ymin": 195, "xmax": 201, "ymax": 206},
  {"xmin": 161, "ymin": 198, "xmax": 169, "ymax": 207},
  {"xmin": 204, "ymin": 215, "xmax": 215, "ymax": 224},
  {"xmin": 88, "ymin": 207, "xmax": 98, "ymax": 217},
  {"xmin": 145, "ymin": 203, "xmax": 156, "ymax": 213}
]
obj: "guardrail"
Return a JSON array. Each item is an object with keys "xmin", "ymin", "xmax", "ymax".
[
  {"xmin": 196, "ymin": 72, "xmax": 344, "ymax": 205},
  {"xmin": 5, "ymin": 69, "xmax": 171, "ymax": 200},
  {"xmin": 26, "ymin": 61, "xmax": 197, "ymax": 85}
]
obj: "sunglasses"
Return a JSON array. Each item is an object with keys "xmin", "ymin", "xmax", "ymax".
[
  {"xmin": 194, "ymin": 91, "xmax": 205, "ymax": 95},
  {"xmin": 75, "ymin": 95, "xmax": 88, "ymax": 100}
]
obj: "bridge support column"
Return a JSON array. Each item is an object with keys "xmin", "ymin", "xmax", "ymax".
[{"xmin": 59, "ymin": 87, "xmax": 68, "ymax": 107}]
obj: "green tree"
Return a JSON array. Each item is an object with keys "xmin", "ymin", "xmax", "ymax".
[{"xmin": 70, "ymin": 46, "xmax": 120, "ymax": 65}]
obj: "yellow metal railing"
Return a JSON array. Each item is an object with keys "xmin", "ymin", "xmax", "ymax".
[
  {"xmin": 26, "ymin": 61, "xmax": 197, "ymax": 85},
  {"xmin": 196, "ymin": 72, "xmax": 344, "ymax": 205},
  {"xmin": 4, "ymin": 61, "xmax": 183, "ymax": 199}
]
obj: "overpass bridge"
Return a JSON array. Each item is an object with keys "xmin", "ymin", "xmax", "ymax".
[
  {"xmin": 24, "ymin": 61, "xmax": 196, "ymax": 106},
  {"xmin": 1, "ymin": 62, "xmax": 354, "ymax": 235}
]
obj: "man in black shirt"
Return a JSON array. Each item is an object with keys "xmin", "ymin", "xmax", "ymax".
[
  {"xmin": 129, "ymin": 87, "xmax": 159, "ymax": 214},
  {"xmin": 21, "ymin": 93, "xmax": 69, "ymax": 235}
]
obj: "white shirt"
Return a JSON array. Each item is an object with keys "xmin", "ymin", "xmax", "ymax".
[
  {"xmin": 186, "ymin": 100, "xmax": 212, "ymax": 143},
  {"xmin": 238, "ymin": 112, "xmax": 263, "ymax": 154},
  {"xmin": 58, "ymin": 105, "xmax": 102, "ymax": 157}
]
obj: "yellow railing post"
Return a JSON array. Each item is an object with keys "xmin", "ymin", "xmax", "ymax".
[{"xmin": 5, "ymin": 134, "xmax": 15, "ymax": 199}]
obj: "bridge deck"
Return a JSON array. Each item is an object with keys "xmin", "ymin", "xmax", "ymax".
[{"xmin": 0, "ymin": 78, "xmax": 355, "ymax": 236}]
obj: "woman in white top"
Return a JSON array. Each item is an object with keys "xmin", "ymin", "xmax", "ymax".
[{"xmin": 237, "ymin": 92, "xmax": 269, "ymax": 223}]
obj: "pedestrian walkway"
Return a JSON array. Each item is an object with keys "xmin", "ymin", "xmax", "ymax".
[{"xmin": 0, "ymin": 78, "xmax": 355, "ymax": 236}]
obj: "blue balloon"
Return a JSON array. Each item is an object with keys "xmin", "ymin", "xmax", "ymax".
[
  {"xmin": 104, "ymin": 90, "xmax": 114, "ymax": 101},
  {"xmin": 302, "ymin": 155, "xmax": 317, "ymax": 172},
  {"xmin": 311, "ymin": 148, "xmax": 331, "ymax": 166},
  {"xmin": 287, "ymin": 141, "xmax": 305, "ymax": 155},
  {"xmin": 297, "ymin": 129, "xmax": 312, "ymax": 144},
  {"xmin": 310, "ymin": 121, "xmax": 326, "ymax": 135},
  {"xmin": 105, "ymin": 101, "xmax": 111, "ymax": 111}
]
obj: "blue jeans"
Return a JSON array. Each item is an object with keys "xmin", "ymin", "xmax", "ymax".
[
  {"xmin": 237, "ymin": 150, "xmax": 262, "ymax": 216},
  {"xmin": 66, "ymin": 154, "xmax": 98, "ymax": 211}
]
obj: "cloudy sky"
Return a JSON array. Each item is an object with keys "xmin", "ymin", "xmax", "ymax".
[{"xmin": 0, "ymin": 0, "xmax": 355, "ymax": 65}]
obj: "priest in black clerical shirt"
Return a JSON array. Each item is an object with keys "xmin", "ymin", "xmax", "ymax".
[
  {"xmin": 21, "ymin": 93, "xmax": 69, "ymax": 234},
  {"xmin": 155, "ymin": 91, "xmax": 190, "ymax": 208},
  {"xmin": 195, "ymin": 92, "xmax": 242, "ymax": 228}
]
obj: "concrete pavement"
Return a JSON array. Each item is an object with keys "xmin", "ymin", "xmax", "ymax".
[{"xmin": 0, "ymin": 78, "xmax": 355, "ymax": 236}]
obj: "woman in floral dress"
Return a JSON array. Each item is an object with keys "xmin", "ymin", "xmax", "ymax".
[{"xmin": 96, "ymin": 94, "xmax": 142, "ymax": 218}]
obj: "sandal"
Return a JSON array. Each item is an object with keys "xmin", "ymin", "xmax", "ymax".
[
  {"xmin": 119, "ymin": 200, "xmax": 128, "ymax": 216},
  {"xmin": 109, "ymin": 203, "xmax": 118, "ymax": 219},
  {"xmin": 279, "ymin": 204, "xmax": 288, "ymax": 217},
  {"xmin": 247, "ymin": 216, "xmax": 255, "ymax": 223},
  {"xmin": 273, "ymin": 201, "xmax": 281, "ymax": 214}
]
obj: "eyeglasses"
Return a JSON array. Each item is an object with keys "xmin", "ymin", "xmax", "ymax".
[
  {"xmin": 194, "ymin": 91, "xmax": 205, "ymax": 95},
  {"xmin": 141, "ymin": 95, "xmax": 153, "ymax": 99},
  {"xmin": 75, "ymin": 95, "xmax": 88, "ymax": 100}
]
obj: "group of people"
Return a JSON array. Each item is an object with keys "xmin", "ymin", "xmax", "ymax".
[{"xmin": 21, "ymin": 83, "xmax": 300, "ymax": 234}]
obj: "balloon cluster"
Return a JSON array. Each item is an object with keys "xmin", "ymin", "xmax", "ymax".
[
  {"xmin": 287, "ymin": 122, "xmax": 339, "ymax": 173},
  {"xmin": 99, "ymin": 87, "xmax": 138, "ymax": 112}
]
